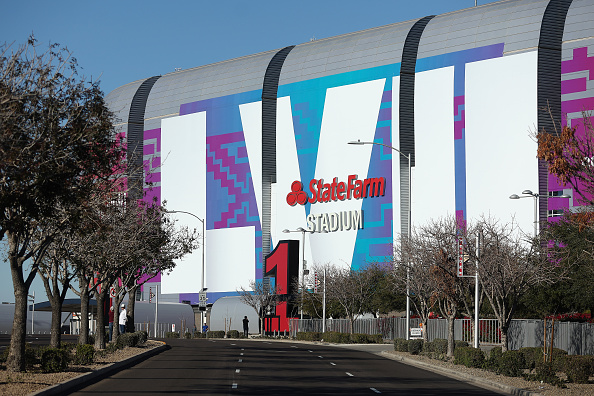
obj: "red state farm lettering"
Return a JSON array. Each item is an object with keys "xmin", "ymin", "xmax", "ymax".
[{"xmin": 287, "ymin": 175, "xmax": 385, "ymax": 206}]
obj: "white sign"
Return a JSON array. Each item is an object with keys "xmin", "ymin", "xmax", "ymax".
[{"xmin": 410, "ymin": 328, "xmax": 423, "ymax": 338}]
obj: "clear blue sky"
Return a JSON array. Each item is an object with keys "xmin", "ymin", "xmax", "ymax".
[{"xmin": 0, "ymin": 0, "xmax": 498, "ymax": 303}]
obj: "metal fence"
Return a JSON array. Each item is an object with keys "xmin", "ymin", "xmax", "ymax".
[
  {"xmin": 135, "ymin": 322, "xmax": 176, "ymax": 338},
  {"xmin": 289, "ymin": 318, "xmax": 594, "ymax": 355}
]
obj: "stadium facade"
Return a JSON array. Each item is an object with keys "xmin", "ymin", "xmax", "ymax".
[{"xmin": 105, "ymin": 0, "xmax": 594, "ymax": 309}]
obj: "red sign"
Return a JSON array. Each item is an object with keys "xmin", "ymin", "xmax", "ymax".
[
  {"xmin": 286, "ymin": 175, "xmax": 385, "ymax": 206},
  {"xmin": 458, "ymin": 237, "xmax": 464, "ymax": 277}
]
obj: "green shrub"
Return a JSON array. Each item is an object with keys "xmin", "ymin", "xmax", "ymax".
[
  {"xmin": 74, "ymin": 344, "xmax": 95, "ymax": 365},
  {"xmin": 394, "ymin": 338, "xmax": 408, "ymax": 352},
  {"xmin": 565, "ymin": 355, "xmax": 594, "ymax": 384},
  {"xmin": 193, "ymin": 331, "xmax": 206, "ymax": 339},
  {"xmin": 518, "ymin": 347, "xmax": 542, "ymax": 370},
  {"xmin": 227, "ymin": 330, "xmax": 240, "ymax": 338},
  {"xmin": 0, "ymin": 343, "xmax": 36, "ymax": 367},
  {"xmin": 498, "ymin": 350, "xmax": 526, "ymax": 377},
  {"xmin": 454, "ymin": 347, "xmax": 485, "ymax": 368},
  {"xmin": 485, "ymin": 346, "xmax": 503, "ymax": 371},
  {"xmin": 41, "ymin": 348, "xmax": 69, "ymax": 373},
  {"xmin": 351, "ymin": 333, "xmax": 381, "ymax": 344},
  {"xmin": 136, "ymin": 331, "xmax": 148, "ymax": 344},
  {"xmin": 408, "ymin": 339, "xmax": 423, "ymax": 355},
  {"xmin": 207, "ymin": 330, "xmax": 225, "ymax": 339},
  {"xmin": 60, "ymin": 342, "xmax": 77, "ymax": 352},
  {"xmin": 431, "ymin": 339, "xmax": 448, "ymax": 355},
  {"xmin": 184, "ymin": 332, "xmax": 193, "ymax": 339},
  {"xmin": 105, "ymin": 342, "xmax": 119, "ymax": 353},
  {"xmin": 165, "ymin": 332, "xmax": 180, "ymax": 339},
  {"xmin": 454, "ymin": 340, "xmax": 469, "ymax": 349},
  {"xmin": 296, "ymin": 332, "xmax": 322, "ymax": 341},
  {"xmin": 117, "ymin": 332, "xmax": 139, "ymax": 347},
  {"xmin": 533, "ymin": 361, "xmax": 564, "ymax": 387},
  {"xmin": 324, "ymin": 331, "xmax": 350, "ymax": 344}
]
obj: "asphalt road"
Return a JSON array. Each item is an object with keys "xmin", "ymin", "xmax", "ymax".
[{"xmin": 68, "ymin": 339, "xmax": 503, "ymax": 396}]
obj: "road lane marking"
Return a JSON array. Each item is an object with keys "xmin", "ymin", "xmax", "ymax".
[
  {"xmin": 241, "ymin": 348, "xmax": 244, "ymax": 350},
  {"xmin": 346, "ymin": 372, "xmax": 354, "ymax": 377},
  {"xmin": 236, "ymin": 369, "xmax": 240, "ymax": 373},
  {"xmin": 238, "ymin": 359, "xmax": 242, "ymax": 363},
  {"xmin": 308, "ymin": 350, "xmax": 313, "ymax": 352},
  {"xmin": 318, "ymin": 356, "xmax": 323, "ymax": 358},
  {"xmin": 232, "ymin": 383, "xmax": 238, "ymax": 389},
  {"xmin": 370, "ymin": 388, "xmax": 381, "ymax": 393},
  {"xmin": 231, "ymin": 343, "xmax": 236, "ymax": 345},
  {"xmin": 240, "ymin": 353, "xmax": 244, "ymax": 356},
  {"xmin": 330, "ymin": 362, "xmax": 336, "ymax": 366},
  {"xmin": 291, "ymin": 345, "xmax": 298, "ymax": 348}
]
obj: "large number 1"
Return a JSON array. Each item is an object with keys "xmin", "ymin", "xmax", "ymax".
[{"xmin": 264, "ymin": 240, "xmax": 299, "ymax": 333}]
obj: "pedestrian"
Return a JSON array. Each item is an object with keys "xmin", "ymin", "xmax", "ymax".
[
  {"xmin": 119, "ymin": 304, "xmax": 127, "ymax": 334},
  {"xmin": 202, "ymin": 323, "xmax": 208, "ymax": 333},
  {"xmin": 242, "ymin": 316, "xmax": 249, "ymax": 337},
  {"xmin": 108, "ymin": 306, "xmax": 114, "ymax": 341}
]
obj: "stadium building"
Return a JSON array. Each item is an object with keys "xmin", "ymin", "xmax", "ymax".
[{"xmin": 105, "ymin": 0, "xmax": 594, "ymax": 324}]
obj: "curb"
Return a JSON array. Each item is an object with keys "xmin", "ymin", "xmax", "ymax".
[
  {"xmin": 29, "ymin": 342, "xmax": 168, "ymax": 396},
  {"xmin": 379, "ymin": 351, "xmax": 542, "ymax": 396}
]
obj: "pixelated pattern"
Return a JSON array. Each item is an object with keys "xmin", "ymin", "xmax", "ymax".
[
  {"xmin": 552, "ymin": 46, "xmax": 594, "ymax": 211},
  {"xmin": 353, "ymin": 85, "xmax": 394, "ymax": 269}
]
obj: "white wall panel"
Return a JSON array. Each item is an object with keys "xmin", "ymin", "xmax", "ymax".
[
  {"xmin": 160, "ymin": 112, "xmax": 207, "ymax": 294},
  {"xmin": 274, "ymin": 96, "xmax": 312, "ymax": 271},
  {"xmin": 466, "ymin": 51, "xmax": 538, "ymax": 233},
  {"xmin": 310, "ymin": 79, "xmax": 385, "ymax": 269},
  {"xmin": 239, "ymin": 101, "xmax": 263, "ymax": 222},
  {"xmin": 413, "ymin": 67, "xmax": 456, "ymax": 226},
  {"xmin": 206, "ymin": 227, "xmax": 256, "ymax": 292},
  {"xmin": 392, "ymin": 76, "xmax": 401, "ymax": 240}
]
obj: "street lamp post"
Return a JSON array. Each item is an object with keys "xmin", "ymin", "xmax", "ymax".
[
  {"xmin": 509, "ymin": 190, "xmax": 571, "ymax": 237},
  {"xmin": 165, "ymin": 210, "xmax": 206, "ymax": 328},
  {"xmin": 283, "ymin": 227, "xmax": 314, "ymax": 320},
  {"xmin": 348, "ymin": 139, "xmax": 412, "ymax": 340}
]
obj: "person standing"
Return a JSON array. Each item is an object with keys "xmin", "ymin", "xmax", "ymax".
[
  {"xmin": 108, "ymin": 306, "xmax": 114, "ymax": 341},
  {"xmin": 242, "ymin": 316, "xmax": 249, "ymax": 337},
  {"xmin": 119, "ymin": 304, "xmax": 127, "ymax": 334}
]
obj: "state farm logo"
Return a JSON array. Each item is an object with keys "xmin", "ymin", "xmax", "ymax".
[
  {"xmin": 286, "ymin": 181, "xmax": 308, "ymax": 206},
  {"xmin": 286, "ymin": 175, "xmax": 385, "ymax": 206}
]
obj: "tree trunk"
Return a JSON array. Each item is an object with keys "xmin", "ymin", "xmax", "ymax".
[
  {"xmin": 127, "ymin": 285, "xmax": 138, "ymax": 333},
  {"xmin": 95, "ymin": 289, "xmax": 107, "ymax": 350},
  {"xmin": 447, "ymin": 316, "xmax": 455, "ymax": 357},
  {"xmin": 422, "ymin": 318, "xmax": 429, "ymax": 342},
  {"xmin": 78, "ymin": 276, "xmax": 90, "ymax": 345},
  {"xmin": 501, "ymin": 325, "xmax": 509, "ymax": 352},
  {"xmin": 7, "ymin": 282, "xmax": 28, "ymax": 372},
  {"xmin": 49, "ymin": 297, "xmax": 63, "ymax": 348}
]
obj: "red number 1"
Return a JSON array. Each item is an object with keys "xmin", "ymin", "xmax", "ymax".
[{"xmin": 264, "ymin": 240, "xmax": 299, "ymax": 333}]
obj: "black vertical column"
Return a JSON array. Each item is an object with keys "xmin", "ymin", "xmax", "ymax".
[{"xmin": 127, "ymin": 75, "xmax": 161, "ymax": 201}]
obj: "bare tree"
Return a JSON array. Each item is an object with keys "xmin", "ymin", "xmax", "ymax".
[
  {"xmin": 477, "ymin": 216, "xmax": 560, "ymax": 351},
  {"xmin": 323, "ymin": 265, "xmax": 378, "ymax": 334},
  {"xmin": 0, "ymin": 37, "xmax": 122, "ymax": 371},
  {"xmin": 237, "ymin": 280, "xmax": 280, "ymax": 336}
]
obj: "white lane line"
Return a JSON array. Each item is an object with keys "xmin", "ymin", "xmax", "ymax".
[
  {"xmin": 232, "ymin": 383, "xmax": 238, "ymax": 389},
  {"xmin": 370, "ymin": 388, "xmax": 381, "ymax": 393},
  {"xmin": 231, "ymin": 343, "xmax": 236, "ymax": 345},
  {"xmin": 318, "ymin": 356, "xmax": 323, "ymax": 359},
  {"xmin": 241, "ymin": 348, "xmax": 244, "ymax": 351},
  {"xmin": 308, "ymin": 350, "xmax": 313, "ymax": 352},
  {"xmin": 330, "ymin": 362, "xmax": 336, "ymax": 366},
  {"xmin": 240, "ymin": 353, "xmax": 244, "ymax": 356},
  {"xmin": 236, "ymin": 369, "xmax": 240, "ymax": 373},
  {"xmin": 238, "ymin": 359, "xmax": 242, "ymax": 363},
  {"xmin": 291, "ymin": 346, "xmax": 298, "ymax": 348},
  {"xmin": 346, "ymin": 372, "xmax": 354, "ymax": 377}
]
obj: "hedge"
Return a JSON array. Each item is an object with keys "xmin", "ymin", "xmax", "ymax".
[{"xmin": 453, "ymin": 347, "xmax": 485, "ymax": 368}]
